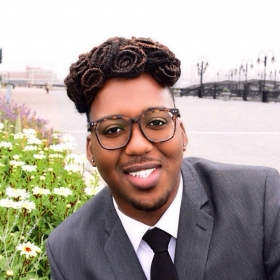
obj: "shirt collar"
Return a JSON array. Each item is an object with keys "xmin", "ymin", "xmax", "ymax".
[{"xmin": 113, "ymin": 175, "xmax": 183, "ymax": 252}]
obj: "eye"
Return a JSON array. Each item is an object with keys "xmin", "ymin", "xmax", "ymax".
[
  {"xmin": 146, "ymin": 118, "xmax": 168, "ymax": 129},
  {"xmin": 148, "ymin": 119, "xmax": 166, "ymax": 126},
  {"xmin": 98, "ymin": 119, "xmax": 128, "ymax": 138},
  {"xmin": 142, "ymin": 111, "xmax": 172, "ymax": 130},
  {"xmin": 104, "ymin": 126, "xmax": 124, "ymax": 135}
]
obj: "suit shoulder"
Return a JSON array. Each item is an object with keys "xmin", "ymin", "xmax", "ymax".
[
  {"xmin": 183, "ymin": 156, "xmax": 279, "ymax": 174},
  {"xmin": 182, "ymin": 157, "xmax": 279, "ymax": 200},
  {"xmin": 48, "ymin": 186, "xmax": 114, "ymax": 242}
]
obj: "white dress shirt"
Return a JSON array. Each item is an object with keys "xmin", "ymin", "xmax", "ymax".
[{"xmin": 113, "ymin": 176, "xmax": 183, "ymax": 280}]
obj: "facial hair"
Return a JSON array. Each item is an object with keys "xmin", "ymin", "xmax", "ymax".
[{"xmin": 130, "ymin": 188, "xmax": 172, "ymax": 212}]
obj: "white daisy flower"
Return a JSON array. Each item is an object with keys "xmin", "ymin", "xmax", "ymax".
[
  {"xmin": 21, "ymin": 165, "xmax": 37, "ymax": 172},
  {"xmin": 64, "ymin": 164, "xmax": 81, "ymax": 173},
  {"xmin": 32, "ymin": 186, "xmax": 50, "ymax": 196},
  {"xmin": 49, "ymin": 143, "xmax": 68, "ymax": 152},
  {"xmin": 23, "ymin": 145, "xmax": 38, "ymax": 151},
  {"xmin": 6, "ymin": 187, "xmax": 29, "ymax": 199},
  {"xmin": 16, "ymin": 241, "xmax": 41, "ymax": 259},
  {"xmin": 13, "ymin": 132, "xmax": 24, "ymax": 139},
  {"xmin": 10, "ymin": 160, "xmax": 25, "ymax": 167},
  {"xmin": 33, "ymin": 154, "xmax": 46, "ymax": 160},
  {"xmin": 19, "ymin": 200, "xmax": 36, "ymax": 211},
  {"xmin": 12, "ymin": 155, "xmax": 20, "ymax": 160},
  {"xmin": 0, "ymin": 141, "xmax": 12, "ymax": 149},
  {"xmin": 84, "ymin": 185, "xmax": 104, "ymax": 196},
  {"xmin": 27, "ymin": 138, "xmax": 42, "ymax": 145},
  {"xmin": 0, "ymin": 198, "xmax": 21, "ymax": 209},
  {"xmin": 53, "ymin": 187, "xmax": 73, "ymax": 197},
  {"xmin": 66, "ymin": 153, "xmax": 87, "ymax": 165}
]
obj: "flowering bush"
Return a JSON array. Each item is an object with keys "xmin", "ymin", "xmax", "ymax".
[
  {"xmin": 0, "ymin": 111, "xmax": 102, "ymax": 278},
  {"xmin": 0, "ymin": 97, "xmax": 54, "ymax": 145}
]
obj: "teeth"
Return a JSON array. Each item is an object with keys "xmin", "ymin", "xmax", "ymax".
[{"xmin": 129, "ymin": 168, "xmax": 156, "ymax": 178}]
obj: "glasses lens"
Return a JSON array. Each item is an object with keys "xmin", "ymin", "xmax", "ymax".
[
  {"xmin": 94, "ymin": 109, "xmax": 177, "ymax": 150},
  {"xmin": 141, "ymin": 110, "xmax": 175, "ymax": 142},
  {"xmin": 96, "ymin": 118, "xmax": 130, "ymax": 149}
]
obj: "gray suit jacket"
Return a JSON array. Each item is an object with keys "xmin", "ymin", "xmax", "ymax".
[{"xmin": 47, "ymin": 157, "xmax": 280, "ymax": 279}]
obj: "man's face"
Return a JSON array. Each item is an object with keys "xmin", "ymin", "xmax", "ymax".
[{"xmin": 86, "ymin": 74, "xmax": 187, "ymax": 222}]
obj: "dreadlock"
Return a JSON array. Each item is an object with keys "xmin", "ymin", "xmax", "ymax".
[{"xmin": 64, "ymin": 37, "xmax": 181, "ymax": 113}]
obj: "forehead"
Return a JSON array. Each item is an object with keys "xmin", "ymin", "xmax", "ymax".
[{"xmin": 89, "ymin": 74, "xmax": 174, "ymax": 120}]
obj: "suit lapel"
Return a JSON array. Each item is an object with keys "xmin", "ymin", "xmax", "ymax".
[
  {"xmin": 175, "ymin": 159, "xmax": 214, "ymax": 280},
  {"xmin": 102, "ymin": 158, "xmax": 214, "ymax": 280},
  {"xmin": 104, "ymin": 202, "xmax": 146, "ymax": 280}
]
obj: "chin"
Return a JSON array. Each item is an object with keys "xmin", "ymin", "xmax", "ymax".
[{"xmin": 130, "ymin": 193, "xmax": 170, "ymax": 213}]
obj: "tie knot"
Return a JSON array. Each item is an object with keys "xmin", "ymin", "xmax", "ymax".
[{"xmin": 143, "ymin": 227, "xmax": 171, "ymax": 254}]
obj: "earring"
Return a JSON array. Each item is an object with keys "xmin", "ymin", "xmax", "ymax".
[
  {"xmin": 91, "ymin": 158, "xmax": 96, "ymax": 167},
  {"xmin": 183, "ymin": 143, "xmax": 186, "ymax": 147}
]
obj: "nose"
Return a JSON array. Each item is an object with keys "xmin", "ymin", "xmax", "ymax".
[{"xmin": 124, "ymin": 123, "xmax": 153, "ymax": 155}]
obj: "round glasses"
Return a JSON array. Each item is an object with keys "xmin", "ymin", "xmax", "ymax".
[{"xmin": 87, "ymin": 107, "xmax": 181, "ymax": 150}]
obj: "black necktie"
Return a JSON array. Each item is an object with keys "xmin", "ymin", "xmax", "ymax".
[{"xmin": 142, "ymin": 227, "xmax": 178, "ymax": 280}]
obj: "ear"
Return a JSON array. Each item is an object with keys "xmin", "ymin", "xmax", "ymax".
[
  {"xmin": 179, "ymin": 120, "xmax": 188, "ymax": 151},
  {"xmin": 86, "ymin": 135, "xmax": 96, "ymax": 167}
]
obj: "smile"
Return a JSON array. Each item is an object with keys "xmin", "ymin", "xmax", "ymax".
[{"xmin": 128, "ymin": 168, "xmax": 156, "ymax": 179}]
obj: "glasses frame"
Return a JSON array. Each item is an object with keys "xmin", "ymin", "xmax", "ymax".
[{"xmin": 87, "ymin": 107, "xmax": 181, "ymax": 150}]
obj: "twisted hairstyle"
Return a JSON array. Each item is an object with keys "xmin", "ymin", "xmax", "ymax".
[{"xmin": 64, "ymin": 37, "xmax": 181, "ymax": 113}]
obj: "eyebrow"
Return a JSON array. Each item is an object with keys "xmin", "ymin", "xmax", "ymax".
[
  {"xmin": 91, "ymin": 106, "xmax": 170, "ymax": 123},
  {"xmin": 142, "ymin": 106, "xmax": 169, "ymax": 113}
]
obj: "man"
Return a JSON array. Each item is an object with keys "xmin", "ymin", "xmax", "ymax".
[{"xmin": 47, "ymin": 37, "xmax": 280, "ymax": 279}]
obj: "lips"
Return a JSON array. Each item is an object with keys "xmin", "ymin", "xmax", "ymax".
[{"xmin": 123, "ymin": 163, "xmax": 161, "ymax": 189}]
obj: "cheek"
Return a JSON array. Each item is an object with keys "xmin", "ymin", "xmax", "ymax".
[
  {"xmin": 93, "ymin": 147, "xmax": 121, "ymax": 180},
  {"xmin": 169, "ymin": 125, "xmax": 185, "ymax": 153},
  {"xmin": 157, "ymin": 136, "xmax": 184, "ymax": 166}
]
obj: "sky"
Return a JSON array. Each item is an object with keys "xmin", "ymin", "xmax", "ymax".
[{"xmin": 1, "ymin": 0, "xmax": 280, "ymax": 85}]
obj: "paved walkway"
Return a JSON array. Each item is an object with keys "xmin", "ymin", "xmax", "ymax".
[{"xmin": 1, "ymin": 86, "xmax": 280, "ymax": 172}]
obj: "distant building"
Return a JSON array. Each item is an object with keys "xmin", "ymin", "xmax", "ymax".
[{"xmin": 0, "ymin": 66, "xmax": 61, "ymax": 86}]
